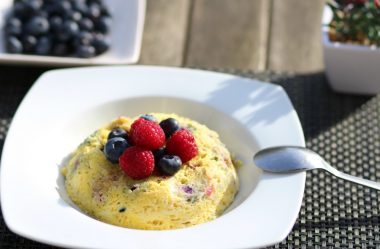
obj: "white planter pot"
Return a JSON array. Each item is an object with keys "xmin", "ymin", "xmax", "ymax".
[{"xmin": 322, "ymin": 8, "xmax": 380, "ymax": 95}]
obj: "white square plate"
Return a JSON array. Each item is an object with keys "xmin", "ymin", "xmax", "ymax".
[
  {"xmin": 1, "ymin": 66, "xmax": 305, "ymax": 249},
  {"xmin": 0, "ymin": 0, "xmax": 145, "ymax": 66}
]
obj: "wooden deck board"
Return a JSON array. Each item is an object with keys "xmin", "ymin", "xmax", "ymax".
[
  {"xmin": 267, "ymin": 0, "xmax": 325, "ymax": 73},
  {"xmin": 139, "ymin": 0, "xmax": 191, "ymax": 66},
  {"xmin": 138, "ymin": 0, "xmax": 326, "ymax": 73},
  {"xmin": 184, "ymin": 0, "xmax": 270, "ymax": 71}
]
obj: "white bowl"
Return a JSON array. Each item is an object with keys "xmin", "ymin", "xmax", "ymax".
[
  {"xmin": 322, "ymin": 6, "xmax": 380, "ymax": 95},
  {"xmin": 1, "ymin": 66, "xmax": 305, "ymax": 249},
  {"xmin": 0, "ymin": 0, "xmax": 146, "ymax": 66}
]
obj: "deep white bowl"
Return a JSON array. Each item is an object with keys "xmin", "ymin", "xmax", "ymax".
[
  {"xmin": 1, "ymin": 66, "xmax": 305, "ymax": 249},
  {"xmin": 0, "ymin": 0, "xmax": 145, "ymax": 66}
]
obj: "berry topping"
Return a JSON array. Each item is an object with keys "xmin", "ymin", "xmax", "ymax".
[
  {"xmin": 166, "ymin": 129, "xmax": 198, "ymax": 163},
  {"xmin": 159, "ymin": 118, "xmax": 180, "ymax": 138},
  {"xmin": 130, "ymin": 118, "xmax": 165, "ymax": 150},
  {"xmin": 103, "ymin": 137, "xmax": 130, "ymax": 164},
  {"xmin": 107, "ymin": 128, "xmax": 128, "ymax": 140},
  {"xmin": 157, "ymin": 155, "xmax": 182, "ymax": 176},
  {"xmin": 140, "ymin": 114, "xmax": 157, "ymax": 122},
  {"xmin": 119, "ymin": 146, "xmax": 155, "ymax": 180},
  {"xmin": 153, "ymin": 147, "xmax": 167, "ymax": 163}
]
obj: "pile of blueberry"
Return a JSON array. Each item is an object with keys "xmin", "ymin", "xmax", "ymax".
[{"xmin": 4, "ymin": 0, "xmax": 111, "ymax": 58}]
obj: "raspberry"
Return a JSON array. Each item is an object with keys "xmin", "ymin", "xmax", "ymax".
[
  {"xmin": 130, "ymin": 118, "xmax": 165, "ymax": 150},
  {"xmin": 119, "ymin": 146, "xmax": 155, "ymax": 180},
  {"xmin": 166, "ymin": 129, "xmax": 198, "ymax": 163}
]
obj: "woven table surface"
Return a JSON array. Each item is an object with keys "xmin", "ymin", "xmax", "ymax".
[{"xmin": 0, "ymin": 66, "xmax": 378, "ymax": 249}]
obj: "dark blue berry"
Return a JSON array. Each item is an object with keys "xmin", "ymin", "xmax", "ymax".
[
  {"xmin": 13, "ymin": 2, "xmax": 29, "ymax": 18},
  {"xmin": 94, "ymin": 17, "xmax": 111, "ymax": 34},
  {"xmin": 153, "ymin": 147, "xmax": 166, "ymax": 163},
  {"xmin": 25, "ymin": 0, "xmax": 43, "ymax": 13},
  {"xmin": 100, "ymin": 4, "xmax": 111, "ymax": 17},
  {"xmin": 52, "ymin": 43, "xmax": 70, "ymax": 56},
  {"xmin": 57, "ymin": 20, "xmax": 79, "ymax": 41},
  {"xmin": 104, "ymin": 137, "xmax": 130, "ymax": 163},
  {"xmin": 72, "ymin": 1, "xmax": 88, "ymax": 14},
  {"xmin": 159, "ymin": 118, "xmax": 180, "ymax": 138},
  {"xmin": 87, "ymin": 3, "xmax": 101, "ymax": 19},
  {"xmin": 92, "ymin": 33, "xmax": 110, "ymax": 54},
  {"xmin": 66, "ymin": 10, "xmax": 82, "ymax": 22},
  {"xmin": 157, "ymin": 155, "xmax": 182, "ymax": 176},
  {"xmin": 74, "ymin": 31, "xmax": 93, "ymax": 46},
  {"xmin": 55, "ymin": 1, "xmax": 72, "ymax": 13},
  {"xmin": 76, "ymin": 45, "xmax": 95, "ymax": 58},
  {"xmin": 108, "ymin": 128, "xmax": 128, "ymax": 140},
  {"xmin": 6, "ymin": 36, "xmax": 23, "ymax": 53},
  {"xmin": 25, "ymin": 16, "xmax": 50, "ymax": 35},
  {"xmin": 22, "ymin": 35, "xmax": 37, "ymax": 53},
  {"xmin": 5, "ymin": 17, "xmax": 23, "ymax": 36},
  {"xmin": 78, "ymin": 18, "xmax": 94, "ymax": 31},
  {"xmin": 140, "ymin": 114, "xmax": 157, "ymax": 122},
  {"xmin": 35, "ymin": 36, "xmax": 52, "ymax": 55},
  {"xmin": 49, "ymin": 16, "xmax": 63, "ymax": 32}
]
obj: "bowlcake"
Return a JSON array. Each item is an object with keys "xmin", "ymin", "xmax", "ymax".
[{"xmin": 61, "ymin": 113, "xmax": 239, "ymax": 230}]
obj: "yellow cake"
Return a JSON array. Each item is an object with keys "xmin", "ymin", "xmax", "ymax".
[{"xmin": 61, "ymin": 113, "xmax": 239, "ymax": 230}]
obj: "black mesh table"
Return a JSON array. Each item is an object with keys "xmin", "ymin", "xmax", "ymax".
[{"xmin": 0, "ymin": 66, "xmax": 378, "ymax": 249}]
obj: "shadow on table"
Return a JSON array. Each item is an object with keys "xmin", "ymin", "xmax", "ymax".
[{"xmin": 268, "ymin": 72, "xmax": 372, "ymax": 140}]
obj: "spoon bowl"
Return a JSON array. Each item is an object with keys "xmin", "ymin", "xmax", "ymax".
[{"xmin": 254, "ymin": 146, "xmax": 380, "ymax": 190}]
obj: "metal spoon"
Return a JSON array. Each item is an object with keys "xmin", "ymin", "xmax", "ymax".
[{"xmin": 253, "ymin": 146, "xmax": 380, "ymax": 190}]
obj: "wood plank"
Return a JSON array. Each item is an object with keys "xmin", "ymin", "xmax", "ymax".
[
  {"xmin": 138, "ymin": 0, "xmax": 191, "ymax": 66},
  {"xmin": 268, "ymin": 0, "xmax": 325, "ymax": 73},
  {"xmin": 185, "ymin": 0, "xmax": 270, "ymax": 71}
]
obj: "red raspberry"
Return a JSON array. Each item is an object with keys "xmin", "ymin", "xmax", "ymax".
[
  {"xmin": 166, "ymin": 129, "xmax": 198, "ymax": 163},
  {"xmin": 130, "ymin": 118, "xmax": 165, "ymax": 150},
  {"xmin": 119, "ymin": 146, "xmax": 155, "ymax": 180}
]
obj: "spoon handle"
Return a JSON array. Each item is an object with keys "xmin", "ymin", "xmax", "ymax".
[{"xmin": 323, "ymin": 163, "xmax": 380, "ymax": 190}]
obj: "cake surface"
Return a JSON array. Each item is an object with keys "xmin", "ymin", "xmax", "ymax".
[{"xmin": 61, "ymin": 113, "xmax": 239, "ymax": 230}]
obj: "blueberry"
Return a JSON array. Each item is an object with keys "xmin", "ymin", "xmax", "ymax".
[
  {"xmin": 92, "ymin": 33, "xmax": 110, "ymax": 54},
  {"xmin": 159, "ymin": 118, "xmax": 180, "ymax": 138},
  {"xmin": 52, "ymin": 43, "xmax": 70, "ymax": 56},
  {"xmin": 13, "ymin": 2, "xmax": 29, "ymax": 18},
  {"xmin": 22, "ymin": 35, "xmax": 37, "ymax": 53},
  {"xmin": 6, "ymin": 36, "xmax": 23, "ymax": 53},
  {"xmin": 100, "ymin": 4, "xmax": 111, "ymax": 17},
  {"xmin": 76, "ymin": 45, "xmax": 95, "ymax": 58},
  {"xmin": 25, "ymin": 0, "xmax": 43, "ymax": 13},
  {"xmin": 55, "ymin": 0, "xmax": 72, "ymax": 13},
  {"xmin": 141, "ymin": 114, "xmax": 157, "ymax": 122},
  {"xmin": 94, "ymin": 17, "xmax": 111, "ymax": 34},
  {"xmin": 72, "ymin": 1, "xmax": 88, "ymax": 14},
  {"xmin": 104, "ymin": 137, "xmax": 130, "ymax": 163},
  {"xmin": 78, "ymin": 18, "xmax": 94, "ymax": 31},
  {"xmin": 66, "ymin": 10, "xmax": 82, "ymax": 22},
  {"xmin": 87, "ymin": 3, "xmax": 101, "ymax": 19},
  {"xmin": 49, "ymin": 16, "xmax": 63, "ymax": 32},
  {"xmin": 34, "ymin": 10, "xmax": 49, "ymax": 18},
  {"xmin": 157, "ymin": 155, "xmax": 182, "ymax": 176},
  {"xmin": 73, "ymin": 31, "xmax": 93, "ymax": 46},
  {"xmin": 5, "ymin": 17, "xmax": 23, "ymax": 36},
  {"xmin": 57, "ymin": 20, "xmax": 79, "ymax": 41},
  {"xmin": 35, "ymin": 36, "xmax": 52, "ymax": 55},
  {"xmin": 153, "ymin": 147, "xmax": 166, "ymax": 163},
  {"xmin": 25, "ymin": 16, "xmax": 50, "ymax": 35},
  {"xmin": 107, "ymin": 128, "xmax": 128, "ymax": 140}
]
